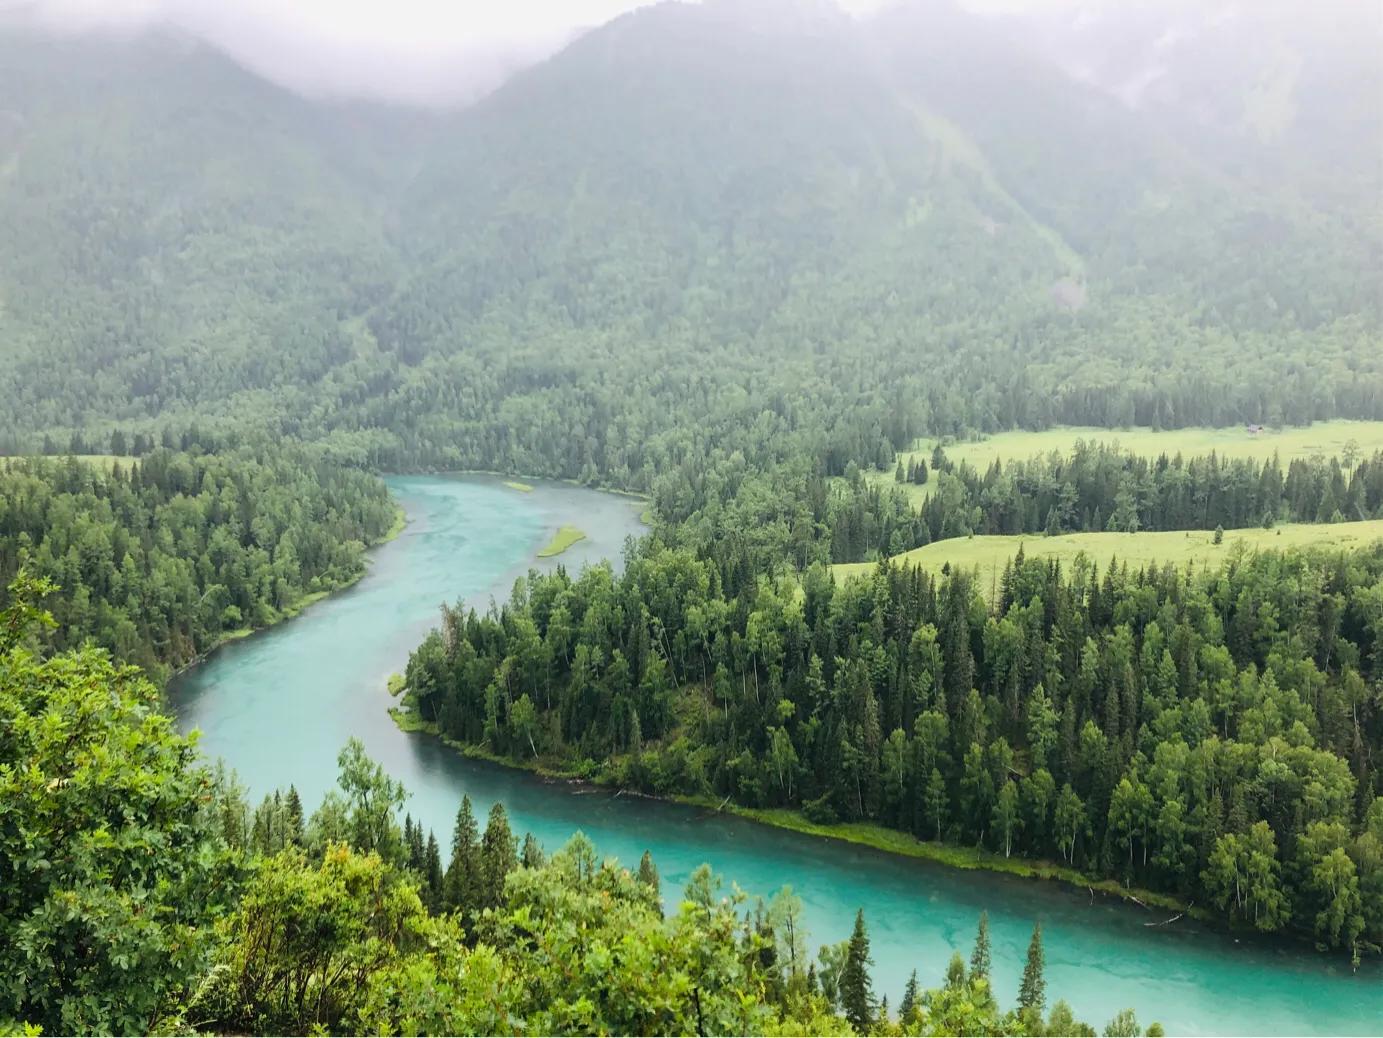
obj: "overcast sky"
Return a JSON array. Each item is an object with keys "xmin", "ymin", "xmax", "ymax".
[{"xmin": 5, "ymin": 0, "xmax": 1083, "ymax": 104}]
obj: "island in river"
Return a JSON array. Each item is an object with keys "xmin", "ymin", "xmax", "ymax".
[{"xmin": 171, "ymin": 474, "xmax": 1383, "ymax": 1036}]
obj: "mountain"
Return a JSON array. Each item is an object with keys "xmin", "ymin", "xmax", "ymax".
[
  {"xmin": 0, "ymin": 0, "xmax": 1378, "ymax": 467},
  {"xmin": 1001, "ymin": 0, "xmax": 1383, "ymax": 213}
]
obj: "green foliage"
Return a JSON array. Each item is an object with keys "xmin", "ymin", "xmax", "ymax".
[
  {"xmin": 840, "ymin": 909, "xmax": 875, "ymax": 1032},
  {"xmin": 408, "ymin": 539, "xmax": 1383, "ymax": 950},
  {"xmin": 192, "ymin": 844, "xmax": 432, "ymax": 1035},
  {"xmin": 969, "ymin": 911, "xmax": 992, "ymax": 981},
  {"xmin": 0, "ymin": 578, "xmax": 239, "ymax": 1034},
  {"xmin": 1018, "ymin": 923, "xmax": 1046, "ymax": 1015},
  {"xmin": 0, "ymin": 449, "xmax": 395, "ymax": 677}
]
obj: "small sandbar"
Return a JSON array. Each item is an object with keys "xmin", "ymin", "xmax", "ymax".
[{"xmin": 537, "ymin": 525, "xmax": 587, "ymax": 557}]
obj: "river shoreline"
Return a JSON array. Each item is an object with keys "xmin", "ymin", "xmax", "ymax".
[
  {"xmin": 389, "ymin": 696, "xmax": 1212, "ymax": 928},
  {"xmin": 166, "ymin": 503, "xmax": 408, "ymax": 682}
]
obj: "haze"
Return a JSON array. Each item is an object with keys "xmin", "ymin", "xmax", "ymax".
[{"xmin": 8, "ymin": 0, "xmax": 1372, "ymax": 106}]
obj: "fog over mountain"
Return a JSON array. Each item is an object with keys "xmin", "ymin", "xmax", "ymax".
[{"xmin": 10, "ymin": 0, "xmax": 1376, "ymax": 109}]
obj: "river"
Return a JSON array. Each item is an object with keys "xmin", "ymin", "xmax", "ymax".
[{"xmin": 171, "ymin": 474, "xmax": 1381, "ymax": 1035}]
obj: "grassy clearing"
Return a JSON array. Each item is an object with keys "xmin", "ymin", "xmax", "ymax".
[
  {"xmin": 503, "ymin": 480, "xmax": 535, "ymax": 492},
  {"xmin": 703, "ymin": 802, "xmax": 1194, "ymax": 916},
  {"xmin": 833, "ymin": 519, "xmax": 1383, "ymax": 592},
  {"xmin": 866, "ymin": 420, "xmax": 1383, "ymax": 507},
  {"xmin": 537, "ymin": 525, "xmax": 588, "ymax": 558},
  {"xmin": 18, "ymin": 453, "xmax": 133, "ymax": 472}
]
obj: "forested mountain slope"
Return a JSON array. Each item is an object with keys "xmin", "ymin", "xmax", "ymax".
[{"xmin": 0, "ymin": 0, "xmax": 1379, "ymax": 474}]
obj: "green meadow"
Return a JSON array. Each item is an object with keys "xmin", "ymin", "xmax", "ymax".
[
  {"xmin": 870, "ymin": 420, "xmax": 1383, "ymax": 507},
  {"xmin": 832, "ymin": 519, "xmax": 1383, "ymax": 593}
]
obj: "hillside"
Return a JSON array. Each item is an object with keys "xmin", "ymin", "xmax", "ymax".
[{"xmin": 0, "ymin": 0, "xmax": 1379, "ymax": 472}]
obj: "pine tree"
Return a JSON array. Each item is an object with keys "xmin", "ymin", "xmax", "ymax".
[
  {"xmin": 895, "ymin": 459, "xmax": 906, "ymax": 482},
  {"xmin": 424, "ymin": 832, "xmax": 443, "ymax": 912},
  {"xmin": 899, "ymin": 969, "xmax": 920, "ymax": 1022},
  {"xmin": 404, "ymin": 813, "xmax": 425, "ymax": 871},
  {"xmin": 479, "ymin": 802, "xmax": 517, "ymax": 909},
  {"xmin": 637, "ymin": 849, "xmax": 661, "ymax": 900},
  {"xmin": 1018, "ymin": 921, "xmax": 1046, "ymax": 1014},
  {"xmin": 445, "ymin": 796, "xmax": 481, "ymax": 912},
  {"xmin": 521, "ymin": 832, "xmax": 546, "ymax": 869},
  {"xmin": 969, "ymin": 911, "xmax": 991, "ymax": 981},
  {"xmin": 839, "ymin": 909, "xmax": 875, "ymax": 1033},
  {"xmin": 285, "ymin": 786, "xmax": 304, "ymax": 846}
]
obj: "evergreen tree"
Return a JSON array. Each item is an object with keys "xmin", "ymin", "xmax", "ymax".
[
  {"xmin": 899, "ymin": 969, "xmax": 920, "ymax": 1022},
  {"xmin": 839, "ymin": 909, "xmax": 875, "ymax": 1033},
  {"xmin": 285, "ymin": 786, "xmax": 304, "ymax": 846},
  {"xmin": 479, "ymin": 802, "xmax": 518, "ymax": 909},
  {"xmin": 1019, "ymin": 921, "xmax": 1046, "ymax": 1014},
  {"xmin": 969, "ymin": 910, "xmax": 991, "ymax": 981},
  {"xmin": 445, "ymin": 796, "xmax": 481, "ymax": 912},
  {"xmin": 637, "ymin": 849, "xmax": 661, "ymax": 900},
  {"xmin": 521, "ymin": 832, "xmax": 546, "ymax": 869},
  {"xmin": 424, "ymin": 832, "xmax": 444, "ymax": 912}
]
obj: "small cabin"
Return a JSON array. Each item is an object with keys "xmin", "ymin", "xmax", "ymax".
[{"xmin": 1246, "ymin": 423, "xmax": 1264, "ymax": 436}]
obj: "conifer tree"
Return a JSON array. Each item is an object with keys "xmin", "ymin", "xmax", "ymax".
[
  {"xmin": 839, "ymin": 909, "xmax": 875, "ymax": 1033},
  {"xmin": 285, "ymin": 786, "xmax": 304, "ymax": 846},
  {"xmin": 899, "ymin": 969, "xmax": 920, "ymax": 1022},
  {"xmin": 479, "ymin": 802, "xmax": 518, "ymax": 909},
  {"xmin": 521, "ymin": 832, "xmax": 546, "ymax": 869},
  {"xmin": 1018, "ymin": 921, "xmax": 1046, "ymax": 1014},
  {"xmin": 445, "ymin": 796, "xmax": 481, "ymax": 912},
  {"xmin": 969, "ymin": 911, "xmax": 991, "ymax": 981},
  {"xmin": 424, "ymin": 832, "xmax": 444, "ymax": 912},
  {"xmin": 637, "ymin": 849, "xmax": 661, "ymax": 900}
]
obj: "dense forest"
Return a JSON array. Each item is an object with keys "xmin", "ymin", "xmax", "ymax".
[
  {"xmin": 0, "ymin": 447, "xmax": 396, "ymax": 677},
  {"xmin": 403, "ymin": 543, "xmax": 1383, "ymax": 960},
  {"xmin": 1, "ymin": 584, "xmax": 1159, "ymax": 1036}
]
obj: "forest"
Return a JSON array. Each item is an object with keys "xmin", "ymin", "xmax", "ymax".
[
  {"xmin": 0, "ymin": 582, "xmax": 1158, "ymax": 1037},
  {"xmin": 402, "ymin": 542, "xmax": 1383, "ymax": 961},
  {"xmin": 0, "ymin": 447, "xmax": 396, "ymax": 678}
]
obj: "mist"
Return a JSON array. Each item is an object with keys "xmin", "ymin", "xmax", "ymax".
[{"xmin": 2, "ymin": 0, "xmax": 1377, "ymax": 108}]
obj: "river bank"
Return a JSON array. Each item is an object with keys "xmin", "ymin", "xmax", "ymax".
[
  {"xmin": 388, "ymin": 694, "xmax": 1202, "ymax": 925},
  {"xmin": 165, "ymin": 502, "xmax": 408, "ymax": 682}
]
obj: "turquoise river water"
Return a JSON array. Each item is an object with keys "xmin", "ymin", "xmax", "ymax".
[{"xmin": 171, "ymin": 475, "xmax": 1381, "ymax": 1035}]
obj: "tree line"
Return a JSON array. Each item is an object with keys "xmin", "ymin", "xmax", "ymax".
[
  {"xmin": 403, "ymin": 541, "xmax": 1383, "ymax": 960},
  {"xmin": 912, "ymin": 443, "xmax": 1383, "ymax": 542}
]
